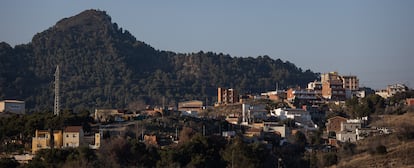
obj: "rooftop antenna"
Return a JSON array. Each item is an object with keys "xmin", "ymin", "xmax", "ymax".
[{"xmin": 54, "ymin": 65, "xmax": 60, "ymax": 116}]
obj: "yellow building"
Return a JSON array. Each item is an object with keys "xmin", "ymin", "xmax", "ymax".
[
  {"xmin": 32, "ymin": 126, "xmax": 85, "ymax": 154},
  {"xmin": 31, "ymin": 130, "xmax": 63, "ymax": 154}
]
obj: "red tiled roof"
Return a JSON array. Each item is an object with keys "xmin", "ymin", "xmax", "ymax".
[{"xmin": 64, "ymin": 126, "xmax": 83, "ymax": 132}]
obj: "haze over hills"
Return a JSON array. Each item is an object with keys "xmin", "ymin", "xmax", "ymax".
[{"xmin": 0, "ymin": 9, "xmax": 318, "ymax": 111}]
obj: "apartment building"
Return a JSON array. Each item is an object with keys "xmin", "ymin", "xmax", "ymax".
[
  {"xmin": 217, "ymin": 87, "xmax": 239, "ymax": 105},
  {"xmin": 321, "ymin": 72, "xmax": 346, "ymax": 101},
  {"xmin": 341, "ymin": 75, "xmax": 359, "ymax": 91}
]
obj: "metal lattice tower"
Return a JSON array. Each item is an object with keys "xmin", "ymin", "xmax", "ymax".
[{"xmin": 54, "ymin": 65, "xmax": 60, "ymax": 116}]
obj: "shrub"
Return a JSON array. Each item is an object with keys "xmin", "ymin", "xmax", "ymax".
[
  {"xmin": 320, "ymin": 152, "xmax": 338, "ymax": 167},
  {"xmin": 375, "ymin": 145, "xmax": 387, "ymax": 155}
]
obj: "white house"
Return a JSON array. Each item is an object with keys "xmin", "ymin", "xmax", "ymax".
[
  {"xmin": 271, "ymin": 108, "xmax": 312, "ymax": 121},
  {"xmin": 63, "ymin": 126, "xmax": 84, "ymax": 148},
  {"xmin": 241, "ymin": 104, "xmax": 267, "ymax": 125}
]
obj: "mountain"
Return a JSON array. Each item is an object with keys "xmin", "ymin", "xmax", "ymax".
[{"xmin": 0, "ymin": 9, "xmax": 318, "ymax": 112}]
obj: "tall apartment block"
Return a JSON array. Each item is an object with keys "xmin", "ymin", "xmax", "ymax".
[
  {"xmin": 321, "ymin": 72, "xmax": 346, "ymax": 100},
  {"xmin": 341, "ymin": 75, "xmax": 359, "ymax": 91},
  {"xmin": 217, "ymin": 87, "xmax": 239, "ymax": 105}
]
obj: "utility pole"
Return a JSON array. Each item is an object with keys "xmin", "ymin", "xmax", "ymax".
[{"xmin": 54, "ymin": 65, "xmax": 60, "ymax": 116}]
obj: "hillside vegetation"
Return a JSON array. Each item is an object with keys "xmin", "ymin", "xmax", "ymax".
[
  {"xmin": 335, "ymin": 112, "xmax": 414, "ymax": 168},
  {"xmin": 0, "ymin": 9, "xmax": 317, "ymax": 112}
]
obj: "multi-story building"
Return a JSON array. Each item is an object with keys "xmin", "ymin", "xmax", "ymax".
[
  {"xmin": 63, "ymin": 126, "xmax": 84, "ymax": 148},
  {"xmin": 32, "ymin": 126, "xmax": 87, "ymax": 154},
  {"xmin": 321, "ymin": 72, "xmax": 346, "ymax": 100},
  {"xmin": 341, "ymin": 75, "xmax": 359, "ymax": 91},
  {"xmin": 286, "ymin": 88, "xmax": 318, "ymax": 102},
  {"xmin": 307, "ymin": 81, "xmax": 322, "ymax": 91},
  {"xmin": 32, "ymin": 129, "xmax": 63, "ymax": 154},
  {"xmin": 217, "ymin": 87, "xmax": 239, "ymax": 105},
  {"xmin": 326, "ymin": 116, "xmax": 348, "ymax": 135},
  {"xmin": 0, "ymin": 100, "xmax": 25, "ymax": 114},
  {"xmin": 375, "ymin": 83, "xmax": 408, "ymax": 98}
]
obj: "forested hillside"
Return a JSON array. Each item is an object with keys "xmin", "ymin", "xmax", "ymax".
[{"xmin": 0, "ymin": 9, "xmax": 318, "ymax": 112}]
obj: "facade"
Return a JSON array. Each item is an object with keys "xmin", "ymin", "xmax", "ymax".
[
  {"xmin": 286, "ymin": 88, "xmax": 318, "ymax": 102},
  {"xmin": 326, "ymin": 116, "xmax": 348, "ymax": 134},
  {"xmin": 322, "ymin": 73, "xmax": 346, "ymax": 101},
  {"xmin": 330, "ymin": 118, "xmax": 362, "ymax": 143},
  {"xmin": 261, "ymin": 90, "xmax": 286, "ymax": 101},
  {"xmin": 341, "ymin": 119, "xmax": 362, "ymax": 132},
  {"xmin": 32, "ymin": 126, "xmax": 86, "ymax": 154},
  {"xmin": 94, "ymin": 109, "xmax": 121, "ymax": 122},
  {"xmin": 307, "ymin": 81, "xmax": 322, "ymax": 91},
  {"xmin": 178, "ymin": 100, "xmax": 203, "ymax": 113},
  {"xmin": 241, "ymin": 104, "xmax": 267, "ymax": 124},
  {"xmin": 407, "ymin": 98, "xmax": 414, "ymax": 106},
  {"xmin": 0, "ymin": 100, "xmax": 25, "ymax": 114},
  {"xmin": 376, "ymin": 83, "xmax": 408, "ymax": 98},
  {"xmin": 321, "ymin": 72, "xmax": 361, "ymax": 100},
  {"xmin": 271, "ymin": 108, "xmax": 312, "ymax": 121},
  {"xmin": 217, "ymin": 87, "xmax": 239, "ymax": 105},
  {"xmin": 31, "ymin": 130, "xmax": 63, "ymax": 154},
  {"xmin": 263, "ymin": 122, "xmax": 289, "ymax": 138},
  {"xmin": 336, "ymin": 132, "xmax": 357, "ymax": 143},
  {"xmin": 341, "ymin": 75, "xmax": 359, "ymax": 91},
  {"xmin": 63, "ymin": 126, "xmax": 84, "ymax": 148}
]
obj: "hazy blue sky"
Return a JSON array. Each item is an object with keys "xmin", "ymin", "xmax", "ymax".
[{"xmin": 1, "ymin": 1, "xmax": 413, "ymax": 89}]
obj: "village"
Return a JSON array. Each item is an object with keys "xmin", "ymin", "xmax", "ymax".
[{"xmin": 1, "ymin": 71, "xmax": 413, "ymax": 166}]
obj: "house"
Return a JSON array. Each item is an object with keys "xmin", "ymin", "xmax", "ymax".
[
  {"xmin": 94, "ymin": 109, "xmax": 122, "ymax": 122},
  {"xmin": 0, "ymin": 100, "xmax": 25, "ymax": 114},
  {"xmin": 326, "ymin": 116, "xmax": 348, "ymax": 135},
  {"xmin": 241, "ymin": 103, "xmax": 267, "ymax": 124},
  {"xmin": 286, "ymin": 88, "xmax": 318, "ymax": 102},
  {"xmin": 32, "ymin": 126, "xmax": 87, "ymax": 154},
  {"xmin": 261, "ymin": 90, "xmax": 286, "ymax": 101},
  {"xmin": 31, "ymin": 129, "xmax": 63, "ymax": 154},
  {"xmin": 336, "ymin": 120, "xmax": 361, "ymax": 143},
  {"xmin": 263, "ymin": 122, "xmax": 289, "ymax": 138},
  {"xmin": 376, "ymin": 83, "xmax": 408, "ymax": 98},
  {"xmin": 178, "ymin": 100, "xmax": 204, "ymax": 116},
  {"xmin": 271, "ymin": 108, "xmax": 316, "ymax": 129},
  {"xmin": 271, "ymin": 108, "xmax": 312, "ymax": 121},
  {"xmin": 63, "ymin": 126, "xmax": 84, "ymax": 148},
  {"xmin": 336, "ymin": 132, "xmax": 357, "ymax": 143},
  {"xmin": 341, "ymin": 119, "xmax": 362, "ymax": 132}
]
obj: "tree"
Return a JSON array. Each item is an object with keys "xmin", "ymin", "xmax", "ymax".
[{"xmin": 0, "ymin": 158, "xmax": 19, "ymax": 168}]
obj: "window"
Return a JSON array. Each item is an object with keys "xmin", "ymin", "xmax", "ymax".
[
  {"xmin": 73, "ymin": 134, "xmax": 76, "ymax": 138},
  {"xmin": 66, "ymin": 134, "xmax": 69, "ymax": 138}
]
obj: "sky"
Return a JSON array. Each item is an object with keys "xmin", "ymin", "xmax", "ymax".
[{"xmin": 1, "ymin": 1, "xmax": 413, "ymax": 89}]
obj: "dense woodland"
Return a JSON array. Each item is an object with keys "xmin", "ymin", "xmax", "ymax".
[{"xmin": 0, "ymin": 9, "xmax": 318, "ymax": 112}]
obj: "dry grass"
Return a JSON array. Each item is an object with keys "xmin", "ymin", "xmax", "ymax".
[{"xmin": 334, "ymin": 112, "xmax": 414, "ymax": 168}]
